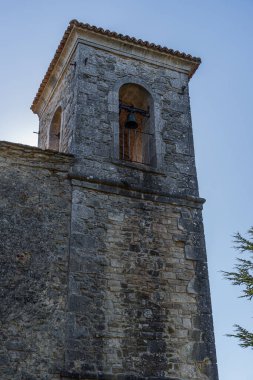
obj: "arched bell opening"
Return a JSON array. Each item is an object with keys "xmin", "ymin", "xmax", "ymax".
[
  {"xmin": 119, "ymin": 83, "xmax": 156, "ymax": 166},
  {"xmin": 48, "ymin": 106, "xmax": 62, "ymax": 151}
]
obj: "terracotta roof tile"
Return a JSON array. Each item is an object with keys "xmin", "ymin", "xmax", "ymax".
[{"xmin": 31, "ymin": 20, "xmax": 201, "ymax": 112}]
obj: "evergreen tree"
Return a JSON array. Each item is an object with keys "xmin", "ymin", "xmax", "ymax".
[{"xmin": 223, "ymin": 227, "xmax": 253, "ymax": 348}]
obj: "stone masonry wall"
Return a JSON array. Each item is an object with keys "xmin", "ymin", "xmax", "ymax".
[
  {"xmin": 70, "ymin": 43, "xmax": 199, "ymax": 198},
  {"xmin": 38, "ymin": 49, "xmax": 79, "ymax": 154},
  {"xmin": 63, "ymin": 181, "xmax": 218, "ymax": 380},
  {"xmin": 3, "ymin": 34, "xmax": 218, "ymax": 380},
  {"xmin": 0, "ymin": 142, "xmax": 73, "ymax": 380},
  {"xmin": 0, "ymin": 141, "xmax": 218, "ymax": 380}
]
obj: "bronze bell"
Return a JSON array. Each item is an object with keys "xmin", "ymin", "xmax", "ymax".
[{"xmin": 125, "ymin": 112, "xmax": 138, "ymax": 129}]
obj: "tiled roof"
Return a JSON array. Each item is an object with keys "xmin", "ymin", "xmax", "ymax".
[{"xmin": 31, "ymin": 20, "xmax": 201, "ymax": 112}]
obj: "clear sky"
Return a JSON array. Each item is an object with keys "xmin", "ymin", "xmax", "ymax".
[{"xmin": 0, "ymin": 1, "xmax": 253, "ymax": 378}]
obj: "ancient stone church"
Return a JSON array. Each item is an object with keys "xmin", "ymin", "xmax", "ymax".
[{"xmin": 0, "ymin": 20, "xmax": 218, "ymax": 380}]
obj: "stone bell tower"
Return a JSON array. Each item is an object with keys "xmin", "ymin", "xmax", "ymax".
[{"xmin": 1, "ymin": 20, "xmax": 218, "ymax": 380}]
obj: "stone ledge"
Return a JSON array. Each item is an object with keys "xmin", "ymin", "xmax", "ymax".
[
  {"xmin": 111, "ymin": 159, "xmax": 166, "ymax": 176},
  {"xmin": 60, "ymin": 372, "xmax": 181, "ymax": 380},
  {"xmin": 69, "ymin": 173, "xmax": 205, "ymax": 208}
]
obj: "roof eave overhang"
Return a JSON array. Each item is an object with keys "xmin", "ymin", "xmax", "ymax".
[{"xmin": 31, "ymin": 21, "xmax": 201, "ymax": 116}]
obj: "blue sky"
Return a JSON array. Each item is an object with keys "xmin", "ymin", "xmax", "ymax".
[{"xmin": 0, "ymin": 1, "xmax": 253, "ymax": 378}]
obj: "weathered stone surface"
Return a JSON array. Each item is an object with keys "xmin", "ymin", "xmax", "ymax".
[
  {"xmin": 0, "ymin": 22, "xmax": 218, "ymax": 380},
  {"xmin": 0, "ymin": 140, "xmax": 218, "ymax": 380},
  {"xmin": 0, "ymin": 142, "xmax": 73, "ymax": 380},
  {"xmin": 62, "ymin": 184, "xmax": 217, "ymax": 380},
  {"xmin": 38, "ymin": 42, "xmax": 199, "ymax": 199}
]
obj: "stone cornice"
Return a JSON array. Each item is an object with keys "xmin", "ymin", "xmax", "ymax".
[{"xmin": 69, "ymin": 173, "xmax": 205, "ymax": 209}]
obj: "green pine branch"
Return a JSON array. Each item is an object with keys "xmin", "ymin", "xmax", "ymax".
[
  {"xmin": 226, "ymin": 325, "xmax": 253, "ymax": 348},
  {"xmin": 223, "ymin": 227, "xmax": 253, "ymax": 348}
]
